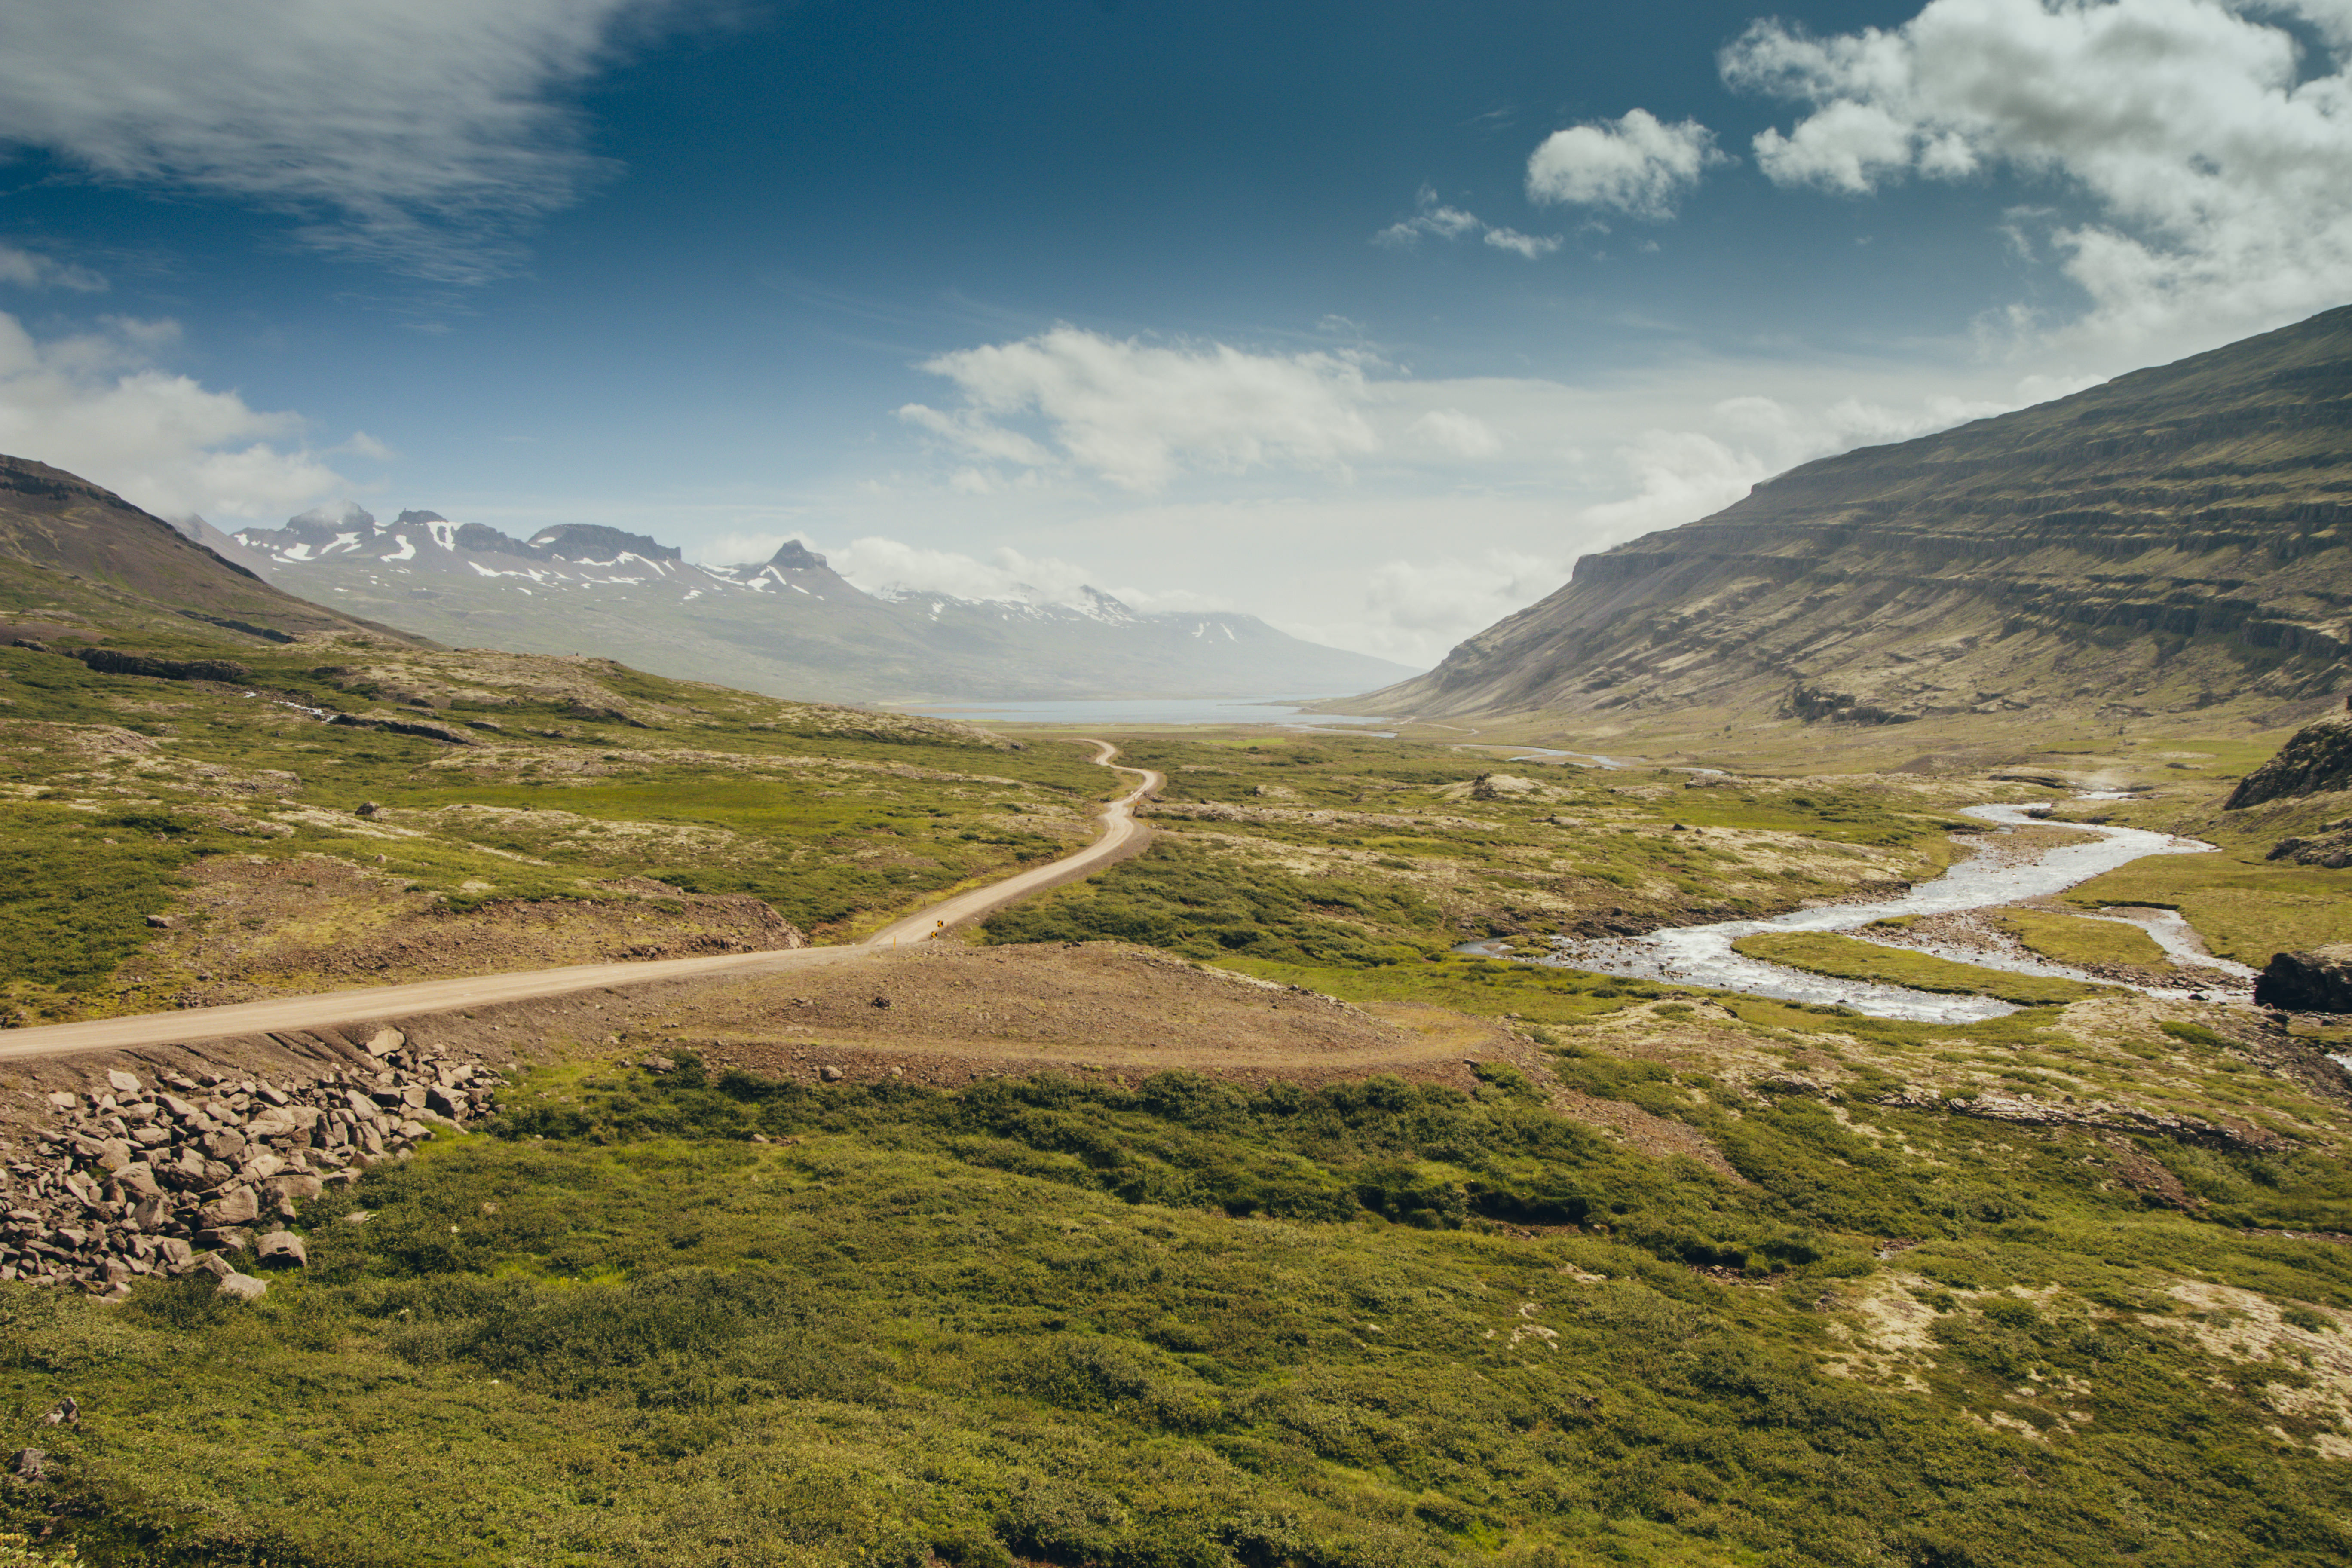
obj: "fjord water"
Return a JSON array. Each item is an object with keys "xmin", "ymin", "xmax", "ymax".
[{"xmin": 1550, "ymin": 803, "xmax": 2225, "ymax": 1021}]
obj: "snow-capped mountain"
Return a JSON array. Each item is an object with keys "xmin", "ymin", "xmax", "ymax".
[{"xmin": 225, "ymin": 506, "xmax": 1418, "ymax": 702}]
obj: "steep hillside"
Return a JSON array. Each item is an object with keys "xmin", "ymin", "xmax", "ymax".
[
  {"xmin": 0, "ymin": 456, "xmax": 418, "ymax": 649},
  {"xmin": 231, "ymin": 505, "xmax": 1416, "ymax": 702},
  {"xmin": 1365, "ymin": 306, "xmax": 2352, "ymax": 737}
]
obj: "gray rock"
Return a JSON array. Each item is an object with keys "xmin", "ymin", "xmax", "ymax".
[
  {"xmin": 201, "ymin": 1129, "xmax": 247, "ymax": 1161},
  {"xmin": 216, "ymin": 1272, "xmax": 267, "ymax": 1302},
  {"xmin": 198, "ymin": 1187, "xmax": 260, "ymax": 1228},
  {"xmin": 194, "ymin": 1228, "xmax": 251, "ymax": 1253},
  {"xmin": 193, "ymin": 1252, "xmax": 234, "ymax": 1280},
  {"xmin": 255, "ymin": 1231, "xmax": 307, "ymax": 1269},
  {"xmin": 106, "ymin": 1070, "xmax": 142, "ymax": 1095},
  {"xmin": 10, "ymin": 1449, "xmax": 43, "ymax": 1482},
  {"xmin": 366, "ymin": 1027, "xmax": 404, "ymax": 1057},
  {"xmin": 2226, "ymin": 709, "xmax": 2352, "ymax": 808},
  {"xmin": 153, "ymin": 1237, "xmax": 193, "ymax": 1269},
  {"xmin": 265, "ymin": 1171, "xmax": 324, "ymax": 1204},
  {"xmin": 2254, "ymin": 944, "xmax": 2352, "ymax": 1013},
  {"xmin": 819, "ymin": 1065, "xmax": 844, "ymax": 1082}
]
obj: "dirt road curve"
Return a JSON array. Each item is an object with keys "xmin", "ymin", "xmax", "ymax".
[{"xmin": 0, "ymin": 740, "xmax": 1164, "ymax": 1063}]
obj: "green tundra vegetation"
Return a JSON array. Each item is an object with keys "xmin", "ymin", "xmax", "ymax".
[
  {"xmin": 1727, "ymin": 931, "xmax": 2112, "ymax": 1007},
  {"xmin": 1991, "ymin": 908, "xmax": 2170, "ymax": 969},
  {"xmin": 986, "ymin": 734, "xmax": 1989, "ymax": 967},
  {"xmin": 2, "ymin": 1054, "xmax": 2347, "ymax": 1566},
  {"xmin": 0, "ymin": 638, "xmax": 1111, "ymax": 1023},
  {"xmin": 6, "ymin": 612, "xmax": 2352, "ymax": 1566}
]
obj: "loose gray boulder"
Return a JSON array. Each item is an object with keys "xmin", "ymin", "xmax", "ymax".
[
  {"xmin": 255, "ymin": 1231, "xmax": 307, "ymax": 1269},
  {"xmin": 199, "ymin": 1186, "xmax": 260, "ymax": 1227},
  {"xmin": 2254, "ymin": 944, "xmax": 2352, "ymax": 1013},
  {"xmin": 216, "ymin": 1272, "xmax": 267, "ymax": 1302}
]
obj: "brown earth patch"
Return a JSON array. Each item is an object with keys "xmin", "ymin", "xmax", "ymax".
[
  {"xmin": 112, "ymin": 854, "xmax": 803, "ymax": 1008},
  {"xmin": 616, "ymin": 941, "xmax": 1517, "ymax": 1093}
]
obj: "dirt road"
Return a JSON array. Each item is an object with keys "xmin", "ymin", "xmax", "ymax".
[{"xmin": 0, "ymin": 741, "xmax": 1163, "ymax": 1063}]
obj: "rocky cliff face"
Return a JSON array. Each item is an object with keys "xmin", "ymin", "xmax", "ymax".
[
  {"xmin": 2227, "ymin": 700, "xmax": 2352, "ymax": 807},
  {"xmin": 1364, "ymin": 306, "xmax": 2352, "ymax": 729}
]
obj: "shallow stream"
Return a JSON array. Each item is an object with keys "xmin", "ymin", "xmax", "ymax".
[{"xmin": 1499, "ymin": 802, "xmax": 2240, "ymax": 1023}]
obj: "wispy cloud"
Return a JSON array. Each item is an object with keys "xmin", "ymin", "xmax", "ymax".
[
  {"xmin": 900, "ymin": 326, "xmax": 1380, "ymax": 491},
  {"xmin": 0, "ymin": 0, "xmax": 689, "ymax": 284},
  {"xmin": 0, "ymin": 242, "xmax": 105, "ymax": 292},
  {"xmin": 1374, "ymin": 187, "xmax": 1559, "ymax": 258}
]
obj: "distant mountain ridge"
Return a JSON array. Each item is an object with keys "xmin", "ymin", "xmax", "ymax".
[
  {"xmin": 227, "ymin": 505, "xmax": 1415, "ymax": 702},
  {"xmin": 1360, "ymin": 304, "xmax": 2352, "ymax": 732}
]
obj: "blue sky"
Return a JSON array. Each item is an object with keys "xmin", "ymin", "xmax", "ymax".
[{"xmin": 3, "ymin": 0, "xmax": 2350, "ymax": 663}]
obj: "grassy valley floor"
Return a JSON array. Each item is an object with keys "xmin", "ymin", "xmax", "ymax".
[
  {"xmin": 3, "ymin": 1046, "xmax": 2350, "ymax": 1568},
  {"xmin": 2, "ymin": 630, "xmax": 2351, "ymax": 1565}
]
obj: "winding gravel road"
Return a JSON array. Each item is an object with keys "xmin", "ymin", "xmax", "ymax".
[{"xmin": 0, "ymin": 740, "xmax": 1163, "ymax": 1063}]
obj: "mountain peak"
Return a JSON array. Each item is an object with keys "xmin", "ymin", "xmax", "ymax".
[
  {"xmin": 527, "ymin": 524, "xmax": 680, "ymax": 563},
  {"xmin": 289, "ymin": 501, "xmax": 377, "ymax": 533},
  {"xmin": 767, "ymin": 539, "xmax": 828, "ymax": 571}
]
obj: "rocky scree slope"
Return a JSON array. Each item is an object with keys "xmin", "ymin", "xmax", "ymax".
[
  {"xmin": 0, "ymin": 1035, "xmax": 498, "ymax": 1302},
  {"xmin": 230, "ymin": 506, "xmax": 1416, "ymax": 702},
  {"xmin": 1364, "ymin": 305, "xmax": 2352, "ymax": 729}
]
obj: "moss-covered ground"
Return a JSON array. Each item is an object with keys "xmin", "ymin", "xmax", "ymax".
[
  {"xmin": 0, "ymin": 640, "xmax": 1110, "ymax": 1022},
  {"xmin": 4, "ymin": 1053, "xmax": 2350, "ymax": 1568},
  {"xmin": 1728, "ymin": 931, "xmax": 2111, "ymax": 1006},
  {"xmin": 1993, "ymin": 908, "xmax": 2170, "ymax": 968}
]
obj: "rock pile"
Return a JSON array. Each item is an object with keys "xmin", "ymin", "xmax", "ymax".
[{"xmin": 0, "ymin": 1030, "xmax": 502, "ymax": 1302}]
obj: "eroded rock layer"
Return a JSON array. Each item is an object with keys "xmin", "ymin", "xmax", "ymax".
[{"xmin": 1366, "ymin": 306, "xmax": 2352, "ymax": 727}]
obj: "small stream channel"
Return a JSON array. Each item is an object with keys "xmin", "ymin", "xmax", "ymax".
[{"xmin": 1464, "ymin": 800, "xmax": 2247, "ymax": 1023}]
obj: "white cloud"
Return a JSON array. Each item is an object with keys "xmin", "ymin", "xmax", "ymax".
[
  {"xmin": 1578, "ymin": 388, "xmax": 2015, "ymax": 538},
  {"xmin": 1409, "ymin": 408, "xmax": 1504, "ymax": 458},
  {"xmin": 1722, "ymin": 0, "xmax": 2352, "ymax": 344},
  {"xmin": 1482, "ymin": 227, "xmax": 1562, "ymax": 259},
  {"xmin": 1375, "ymin": 193, "xmax": 1485, "ymax": 247},
  {"xmin": 1525, "ymin": 109, "xmax": 1726, "ymax": 219},
  {"xmin": 0, "ymin": 242, "xmax": 104, "ymax": 292},
  {"xmin": 1364, "ymin": 550, "xmax": 1563, "ymax": 639},
  {"xmin": 0, "ymin": 1, "xmax": 680, "ymax": 282},
  {"xmin": 0, "ymin": 311, "xmax": 350, "ymax": 520},
  {"xmin": 900, "ymin": 326, "xmax": 1380, "ymax": 491},
  {"xmin": 1375, "ymin": 187, "xmax": 1559, "ymax": 258},
  {"xmin": 828, "ymin": 537, "xmax": 1110, "ymax": 607}
]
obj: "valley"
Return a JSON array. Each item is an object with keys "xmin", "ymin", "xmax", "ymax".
[{"xmin": 0, "ymin": 334, "xmax": 2349, "ymax": 1565}]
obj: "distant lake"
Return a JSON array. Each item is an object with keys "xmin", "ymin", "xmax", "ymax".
[{"xmin": 884, "ymin": 694, "xmax": 1395, "ymax": 729}]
